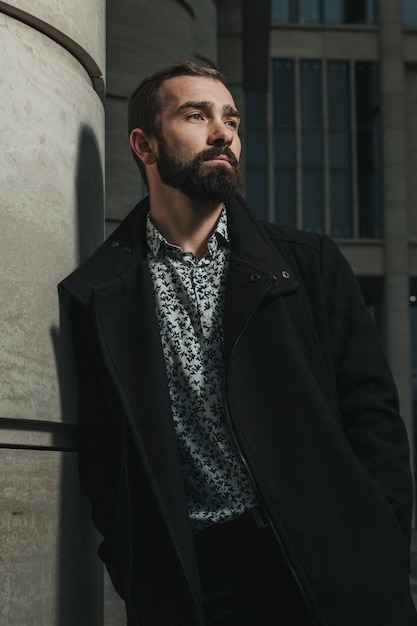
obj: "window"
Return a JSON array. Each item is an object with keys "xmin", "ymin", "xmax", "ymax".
[
  {"xmin": 271, "ymin": 0, "xmax": 377, "ymax": 24},
  {"xmin": 272, "ymin": 60, "xmax": 296, "ymax": 227},
  {"xmin": 245, "ymin": 93, "xmax": 269, "ymax": 220},
  {"xmin": 328, "ymin": 62, "xmax": 352, "ymax": 237},
  {"xmin": 301, "ymin": 61, "xmax": 324, "ymax": 232},
  {"xmin": 403, "ymin": 0, "xmax": 417, "ymax": 27},
  {"xmin": 355, "ymin": 63, "xmax": 383, "ymax": 237},
  {"xmin": 264, "ymin": 59, "xmax": 383, "ymax": 237}
]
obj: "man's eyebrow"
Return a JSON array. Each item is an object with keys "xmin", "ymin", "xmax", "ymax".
[
  {"xmin": 223, "ymin": 103, "xmax": 241, "ymax": 118},
  {"xmin": 177, "ymin": 101, "xmax": 241, "ymax": 118}
]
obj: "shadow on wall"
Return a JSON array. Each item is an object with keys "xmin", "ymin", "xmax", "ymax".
[
  {"xmin": 76, "ymin": 124, "xmax": 105, "ymax": 264},
  {"xmin": 52, "ymin": 124, "xmax": 105, "ymax": 426},
  {"xmin": 51, "ymin": 124, "xmax": 105, "ymax": 624}
]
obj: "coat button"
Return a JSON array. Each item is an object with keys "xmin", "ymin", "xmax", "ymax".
[
  {"xmin": 250, "ymin": 273, "xmax": 261, "ymax": 282},
  {"xmin": 282, "ymin": 271, "xmax": 290, "ymax": 279},
  {"xmin": 111, "ymin": 241, "xmax": 119, "ymax": 248}
]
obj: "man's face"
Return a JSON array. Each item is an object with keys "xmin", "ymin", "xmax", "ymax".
[{"xmin": 153, "ymin": 75, "xmax": 242, "ymax": 204}]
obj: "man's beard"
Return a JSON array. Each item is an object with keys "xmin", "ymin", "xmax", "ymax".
[{"xmin": 155, "ymin": 139, "xmax": 240, "ymax": 205}]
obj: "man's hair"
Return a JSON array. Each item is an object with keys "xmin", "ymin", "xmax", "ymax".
[{"xmin": 127, "ymin": 61, "xmax": 226, "ymax": 184}]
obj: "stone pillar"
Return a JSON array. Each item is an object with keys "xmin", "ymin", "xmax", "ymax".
[
  {"xmin": 0, "ymin": 1, "xmax": 105, "ymax": 623},
  {"xmin": 379, "ymin": 2, "xmax": 414, "ymax": 458}
]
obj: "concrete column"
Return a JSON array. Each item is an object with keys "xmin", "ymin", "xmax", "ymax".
[
  {"xmin": 0, "ymin": 1, "xmax": 105, "ymax": 623},
  {"xmin": 379, "ymin": 2, "xmax": 414, "ymax": 455}
]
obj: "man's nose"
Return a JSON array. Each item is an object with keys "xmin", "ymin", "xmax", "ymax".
[{"xmin": 208, "ymin": 120, "xmax": 233, "ymax": 146}]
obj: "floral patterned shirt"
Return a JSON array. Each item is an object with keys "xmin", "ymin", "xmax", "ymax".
[{"xmin": 146, "ymin": 209, "xmax": 257, "ymax": 532}]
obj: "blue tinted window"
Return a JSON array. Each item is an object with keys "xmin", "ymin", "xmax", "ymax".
[
  {"xmin": 301, "ymin": 60, "xmax": 324, "ymax": 233},
  {"xmin": 272, "ymin": 59, "xmax": 297, "ymax": 228},
  {"xmin": 245, "ymin": 92, "xmax": 269, "ymax": 221},
  {"xmin": 343, "ymin": 0, "xmax": 376, "ymax": 24},
  {"xmin": 403, "ymin": 0, "xmax": 417, "ymax": 26},
  {"xmin": 265, "ymin": 58, "xmax": 381, "ymax": 238},
  {"xmin": 271, "ymin": 0, "xmax": 290, "ymax": 21},
  {"xmin": 328, "ymin": 61, "xmax": 352, "ymax": 237},
  {"xmin": 355, "ymin": 62, "xmax": 383, "ymax": 237},
  {"xmin": 271, "ymin": 0, "xmax": 376, "ymax": 24},
  {"xmin": 299, "ymin": 0, "xmax": 320, "ymax": 23},
  {"xmin": 323, "ymin": 0, "xmax": 344, "ymax": 23}
]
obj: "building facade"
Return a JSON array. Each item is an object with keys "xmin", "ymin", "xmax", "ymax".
[{"xmin": 243, "ymin": 0, "xmax": 417, "ymax": 486}]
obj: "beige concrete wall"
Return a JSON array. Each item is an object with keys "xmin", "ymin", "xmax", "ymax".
[
  {"xmin": 271, "ymin": 24, "xmax": 379, "ymax": 60},
  {"xmin": 0, "ymin": 450, "xmax": 102, "ymax": 624},
  {"xmin": 0, "ymin": 2, "xmax": 105, "ymax": 623}
]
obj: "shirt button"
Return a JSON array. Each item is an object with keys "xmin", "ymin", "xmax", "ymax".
[{"xmin": 250, "ymin": 273, "xmax": 261, "ymax": 282}]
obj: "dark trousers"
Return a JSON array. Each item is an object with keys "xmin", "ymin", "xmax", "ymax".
[{"xmin": 194, "ymin": 510, "xmax": 314, "ymax": 626}]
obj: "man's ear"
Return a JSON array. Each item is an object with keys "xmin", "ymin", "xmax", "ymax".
[{"xmin": 129, "ymin": 128, "xmax": 157, "ymax": 165}]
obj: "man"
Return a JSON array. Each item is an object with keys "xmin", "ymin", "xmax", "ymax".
[{"xmin": 59, "ymin": 62, "xmax": 416, "ymax": 625}]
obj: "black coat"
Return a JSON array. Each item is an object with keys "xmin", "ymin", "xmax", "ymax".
[{"xmin": 59, "ymin": 194, "xmax": 416, "ymax": 625}]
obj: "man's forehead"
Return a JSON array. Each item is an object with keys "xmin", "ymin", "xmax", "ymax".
[{"xmin": 160, "ymin": 75, "xmax": 235, "ymax": 108}]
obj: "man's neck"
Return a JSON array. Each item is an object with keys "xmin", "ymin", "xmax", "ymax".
[{"xmin": 149, "ymin": 189, "xmax": 224, "ymax": 260}]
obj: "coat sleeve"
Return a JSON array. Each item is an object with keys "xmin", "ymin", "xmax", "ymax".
[{"xmin": 320, "ymin": 235, "xmax": 414, "ymax": 545}]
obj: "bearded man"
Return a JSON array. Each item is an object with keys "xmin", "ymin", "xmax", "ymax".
[{"xmin": 59, "ymin": 62, "xmax": 416, "ymax": 625}]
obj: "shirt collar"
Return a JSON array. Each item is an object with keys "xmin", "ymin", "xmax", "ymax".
[{"xmin": 146, "ymin": 206, "xmax": 229, "ymax": 259}]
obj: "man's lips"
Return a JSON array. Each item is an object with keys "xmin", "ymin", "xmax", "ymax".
[
  {"xmin": 199, "ymin": 147, "xmax": 239, "ymax": 168},
  {"xmin": 204, "ymin": 154, "xmax": 231, "ymax": 164}
]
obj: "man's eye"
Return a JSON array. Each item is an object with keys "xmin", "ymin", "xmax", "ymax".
[
  {"xmin": 226, "ymin": 120, "xmax": 238, "ymax": 128},
  {"xmin": 188, "ymin": 113, "xmax": 203, "ymax": 121}
]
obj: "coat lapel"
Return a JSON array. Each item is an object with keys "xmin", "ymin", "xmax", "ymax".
[
  {"xmin": 223, "ymin": 196, "xmax": 299, "ymax": 361},
  {"xmin": 88, "ymin": 204, "xmax": 192, "ymax": 538}
]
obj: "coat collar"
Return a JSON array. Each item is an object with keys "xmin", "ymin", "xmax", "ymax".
[
  {"xmin": 63, "ymin": 193, "xmax": 299, "ymax": 364},
  {"xmin": 222, "ymin": 195, "xmax": 299, "ymax": 360},
  {"xmin": 226, "ymin": 194, "xmax": 298, "ymax": 296},
  {"xmin": 63, "ymin": 193, "xmax": 298, "ymax": 301}
]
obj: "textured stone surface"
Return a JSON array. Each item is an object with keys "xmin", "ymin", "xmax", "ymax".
[
  {"xmin": 194, "ymin": 0, "xmax": 217, "ymax": 65},
  {"xmin": 0, "ymin": 14, "xmax": 104, "ymax": 423},
  {"xmin": 0, "ymin": 449, "xmax": 102, "ymax": 625},
  {"xmin": 106, "ymin": 0, "xmax": 194, "ymax": 97},
  {"xmin": 0, "ymin": 0, "xmax": 105, "ymax": 73},
  {"xmin": 104, "ymin": 96, "xmax": 145, "ymax": 224},
  {"xmin": 0, "ymin": 8, "xmax": 105, "ymax": 621}
]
